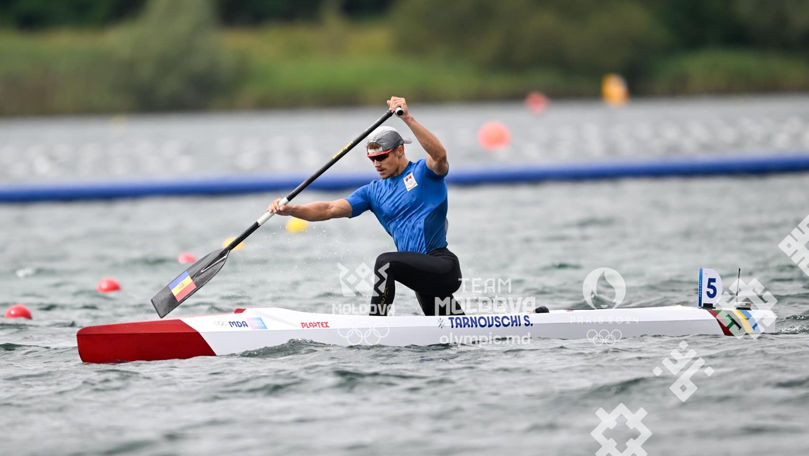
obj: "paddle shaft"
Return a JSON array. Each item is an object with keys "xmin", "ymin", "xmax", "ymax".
[{"xmin": 224, "ymin": 107, "xmax": 402, "ymax": 252}]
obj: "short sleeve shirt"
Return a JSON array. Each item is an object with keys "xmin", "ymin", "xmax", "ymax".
[{"xmin": 345, "ymin": 159, "xmax": 448, "ymax": 254}]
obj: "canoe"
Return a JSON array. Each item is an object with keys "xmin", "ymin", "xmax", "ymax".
[{"xmin": 76, "ymin": 305, "xmax": 775, "ymax": 363}]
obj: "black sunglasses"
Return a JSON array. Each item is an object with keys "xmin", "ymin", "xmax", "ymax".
[{"xmin": 368, "ymin": 150, "xmax": 392, "ymax": 162}]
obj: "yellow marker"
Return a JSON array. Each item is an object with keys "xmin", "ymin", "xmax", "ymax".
[
  {"xmin": 286, "ymin": 217, "xmax": 308, "ymax": 234},
  {"xmin": 602, "ymin": 73, "xmax": 629, "ymax": 106},
  {"xmin": 222, "ymin": 236, "xmax": 245, "ymax": 251}
]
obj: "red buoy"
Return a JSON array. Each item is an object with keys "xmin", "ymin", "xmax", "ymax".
[
  {"xmin": 177, "ymin": 252, "xmax": 196, "ymax": 264},
  {"xmin": 5, "ymin": 304, "xmax": 32, "ymax": 319},
  {"xmin": 97, "ymin": 278, "xmax": 121, "ymax": 293},
  {"xmin": 478, "ymin": 122, "xmax": 511, "ymax": 150},
  {"xmin": 525, "ymin": 91, "xmax": 549, "ymax": 114}
]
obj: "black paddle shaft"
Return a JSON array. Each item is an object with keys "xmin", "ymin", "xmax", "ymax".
[
  {"xmin": 152, "ymin": 107, "xmax": 403, "ymax": 318},
  {"xmin": 224, "ymin": 107, "xmax": 402, "ymax": 252}
]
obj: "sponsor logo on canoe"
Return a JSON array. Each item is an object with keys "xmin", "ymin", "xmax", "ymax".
[
  {"xmin": 247, "ymin": 317, "xmax": 267, "ymax": 330},
  {"xmin": 226, "ymin": 318, "xmax": 267, "ymax": 330},
  {"xmin": 301, "ymin": 321, "xmax": 330, "ymax": 329},
  {"xmin": 444, "ymin": 314, "xmax": 533, "ymax": 329}
]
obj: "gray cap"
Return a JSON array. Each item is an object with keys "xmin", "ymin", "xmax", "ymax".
[{"xmin": 367, "ymin": 126, "xmax": 412, "ymax": 156}]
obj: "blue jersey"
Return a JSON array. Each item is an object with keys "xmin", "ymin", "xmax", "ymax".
[{"xmin": 345, "ymin": 159, "xmax": 448, "ymax": 254}]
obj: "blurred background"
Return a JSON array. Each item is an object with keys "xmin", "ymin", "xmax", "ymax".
[{"xmin": 1, "ymin": 0, "xmax": 808, "ymax": 116}]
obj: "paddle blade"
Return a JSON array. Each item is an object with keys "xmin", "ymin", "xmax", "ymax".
[{"xmin": 151, "ymin": 249, "xmax": 230, "ymax": 318}]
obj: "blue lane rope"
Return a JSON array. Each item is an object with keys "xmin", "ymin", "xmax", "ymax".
[{"xmin": 2, "ymin": 153, "xmax": 808, "ymax": 203}]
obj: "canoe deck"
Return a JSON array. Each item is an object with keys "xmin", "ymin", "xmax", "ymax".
[{"xmin": 77, "ymin": 305, "xmax": 776, "ymax": 363}]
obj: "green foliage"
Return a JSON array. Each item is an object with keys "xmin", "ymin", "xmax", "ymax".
[
  {"xmin": 647, "ymin": 48, "xmax": 809, "ymax": 94},
  {"xmin": 113, "ymin": 0, "xmax": 238, "ymax": 111},
  {"xmin": 0, "ymin": 30, "xmax": 126, "ymax": 116},
  {"xmin": 0, "ymin": 0, "xmax": 144, "ymax": 29},
  {"xmin": 649, "ymin": 0, "xmax": 809, "ymax": 51},
  {"xmin": 222, "ymin": 22, "xmax": 585, "ymax": 108},
  {"xmin": 2, "ymin": 2, "xmax": 809, "ymax": 117},
  {"xmin": 215, "ymin": 0, "xmax": 322, "ymax": 25},
  {"xmin": 392, "ymin": 0, "xmax": 668, "ymax": 77},
  {"xmin": 731, "ymin": 0, "xmax": 809, "ymax": 49},
  {"xmin": 649, "ymin": 0, "xmax": 747, "ymax": 49},
  {"xmin": 0, "ymin": 0, "xmax": 397, "ymax": 29}
]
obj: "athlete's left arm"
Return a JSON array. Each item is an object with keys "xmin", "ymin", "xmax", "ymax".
[{"xmin": 388, "ymin": 97, "xmax": 448, "ymax": 176}]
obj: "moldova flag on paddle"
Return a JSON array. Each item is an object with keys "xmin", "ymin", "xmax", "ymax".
[{"xmin": 169, "ymin": 271, "xmax": 197, "ymax": 301}]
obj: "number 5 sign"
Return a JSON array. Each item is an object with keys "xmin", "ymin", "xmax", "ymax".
[{"xmin": 699, "ymin": 268, "xmax": 723, "ymax": 308}]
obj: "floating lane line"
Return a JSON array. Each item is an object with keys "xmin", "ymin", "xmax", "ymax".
[{"xmin": 3, "ymin": 153, "xmax": 809, "ymax": 203}]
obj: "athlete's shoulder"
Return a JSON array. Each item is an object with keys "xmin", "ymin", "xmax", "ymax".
[{"xmin": 414, "ymin": 157, "xmax": 445, "ymax": 179}]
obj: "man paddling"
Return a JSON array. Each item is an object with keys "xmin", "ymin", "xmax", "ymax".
[{"xmin": 268, "ymin": 96, "xmax": 464, "ymax": 317}]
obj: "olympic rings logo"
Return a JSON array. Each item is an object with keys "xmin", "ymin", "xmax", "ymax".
[
  {"xmin": 587, "ymin": 329, "xmax": 623, "ymax": 345},
  {"xmin": 337, "ymin": 325, "xmax": 391, "ymax": 345}
]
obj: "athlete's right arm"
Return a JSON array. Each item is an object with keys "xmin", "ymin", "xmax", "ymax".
[{"xmin": 267, "ymin": 198, "xmax": 352, "ymax": 221}]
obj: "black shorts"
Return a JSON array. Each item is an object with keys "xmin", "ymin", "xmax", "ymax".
[{"xmin": 370, "ymin": 247, "xmax": 465, "ymax": 316}]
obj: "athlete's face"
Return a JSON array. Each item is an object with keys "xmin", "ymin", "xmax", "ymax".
[{"xmin": 368, "ymin": 146, "xmax": 405, "ymax": 178}]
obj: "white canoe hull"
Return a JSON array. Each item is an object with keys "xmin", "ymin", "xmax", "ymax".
[{"xmin": 77, "ymin": 305, "xmax": 775, "ymax": 363}]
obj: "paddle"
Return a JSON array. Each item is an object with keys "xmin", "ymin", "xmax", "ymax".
[{"xmin": 151, "ymin": 107, "xmax": 403, "ymax": 318}]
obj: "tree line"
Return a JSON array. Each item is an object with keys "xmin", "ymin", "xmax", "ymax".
[
  {"xmin": 0, "ymin": 0, "xmax": 395, "ymax": 28},
  {"xmin": 392, "ymin": 0, "xmax": 809, "ymax": 76},
  {"xmin": 1, "ymin": 0, "xmax": 807, "ymax": 116}
]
